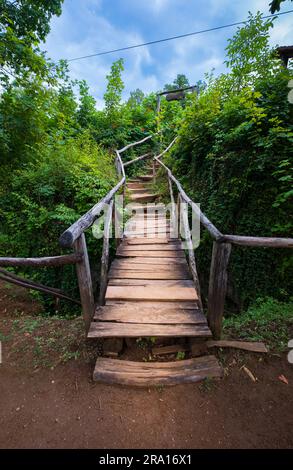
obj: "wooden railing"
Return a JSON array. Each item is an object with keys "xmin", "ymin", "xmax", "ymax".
[
  {"xmin": 57, "ymin": 134, "xmax": 156, "ymax": 332},
  {"xmin": 154, "ymin": 144, "xmax": 293, "ymax": 339},
  {"xmin": 2, "ymin": 133, "xmax": 291, "ymax": 339}
]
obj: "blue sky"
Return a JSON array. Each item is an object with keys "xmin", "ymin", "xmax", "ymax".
[{"xmin": 42, "ymin": 0, "xmax": 293, "ymax": 108}]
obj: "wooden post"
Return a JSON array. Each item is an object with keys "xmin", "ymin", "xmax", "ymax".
[
  {"xmin": 180, "ymin": 200, "xmax": 203, "ymax": 310},
  {"xmin": 73, "ymin": 233, "xmax": 95, "ymax": 334},
  {"xmin": 152, "ymin": 159, "xmax": 156, "ymax": 184},
  {"xmin": 99, "ymin": 200, "xmax": 113, "ymax": 306},
  {"xmin": 168, "ymin": 173, "xmax": 176, "ymax": 238},
  {"xmin": 207, "ymin": 242, "xmax": 232, "ymax": 339}
]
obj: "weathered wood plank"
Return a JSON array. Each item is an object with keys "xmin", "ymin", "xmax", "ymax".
[
  {"xmin": 118, "ymin": 244, "xmax": 182, "ymax": 252},
  {"xmin": 108, "ymin": 279, "xmax": 194, "ymax": 287},
  {"xmin": 105, "ymin": 300, "xmax": 198, "ymax": 309},
  {"xmin": 94, "ymin": 305, "xmax": 206, "ymax": 324},
  {"xmin": 207, "ymin": 340, "xmax": 268, "ymax": 353},
  {"xmin": 117, "ymin": 250, "xmax": 185, "ymax": 258},
  {"xmin": 126, "ymin": 238, "xmax": 169, "ymax": 245},
  {"xmin": 93, "ymin": 356, "xmax": 222, "ymax": 385},
  {"xmin": 111, "ymin": 257, "xmax": 187, "ymax": 265},
  {"xmin": 207, "ymin": 242, "xmax": 232, "ymax": 340},
  {"xmin": 108, "ymin": 270, "xmax": 191, "ymax": 280},
  {"xmin": 105, "ymin": 285, "xmax": 198, "ymax": 301},
  {"xmin": 88, "ymin": 322, "xmax": 211, "ymax": 338}
]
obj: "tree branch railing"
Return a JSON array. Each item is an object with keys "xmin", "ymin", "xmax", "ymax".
[
  {"xmin": 57, "ymin": 133, "xmax": 156, "ymax": 332},
  {"xmin": 154, "ymin": 142, "xmax": 293, "ymax": 339}
]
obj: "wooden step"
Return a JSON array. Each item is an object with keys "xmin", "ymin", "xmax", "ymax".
[
  {"xmin": 137, "ymin": 175, "xmax": 153, "ymax": 181},
  {"xmin": 126, "ymin": 238, "xmax": 169, "ymax": 244},
  {"xmin": 116, "ymin": 250, "xmax": 185, "ymax": 258},
  {"xmin": 108, "ymin": 279, "xmax": 194, "ymax": 287},
  {"xmin": 88, "ymin": 322, "xmax": 211, "ymax": 338},
  {"xmin": 94, "ymin": 304, "xmax": 205, "ymax": 324},
  {"xmin": 130, "ymin": 193, "xmax": 159, "ymax": 203},
  {"xmin": 105, "ymin": 285, "xmax": 198, "ymax": 301},
  {"xmin": 92, "ymin": 356, "xmax": 222, "ymax": 386},
  {"xmin": 111, "ymin": 257, "xmax": 187, "ymax": 266},
  {"xmin": 118, "ymin": 243, "xmax": 181, "ymax": 252},
  {"xmin": 108, "ymin": 269, "xmax": 191, "ymax": 280}
]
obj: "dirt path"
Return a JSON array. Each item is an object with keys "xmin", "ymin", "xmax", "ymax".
[{"xmin": 0, "ymin": 283, "xmax": 292, "ymax": 449}]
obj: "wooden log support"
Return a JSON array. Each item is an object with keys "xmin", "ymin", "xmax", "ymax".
[
  {"xmin": 99, "ymin": 200, "xmax": 114, "ymax": 306},
  {"xmin": 207, "ymin": 241, "xmax": 232, "ymax": 339},
  {"xmin": 73, "ymin": 233, "xmax": 95, "ymax": 333},
  {"xmin": 180, "ymin": 196, "xmax": 203, "ymax": 310},
  {"xmin": 0, "ymin": 269, "xmax": 80, "ymax": 305},
  {"xmin": 123, "ymin": 153, "xmax": 152, "ymax": 168},
  {"xmin": 223, "ymin": 235, "xmax": 293, "ymax": 248},
  {"xmin": 0, "ymin": 254, "xmax": 81, "ymax": 267}
]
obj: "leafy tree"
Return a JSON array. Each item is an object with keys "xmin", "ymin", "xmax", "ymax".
[
  {"xmin": 128, "ymin": 88, "xmax": 145, "ymax": 107},
  {"xmin": 164, "ymin": 73, "xmax": 190, "ymax": 91},
  {"xmin": 225, "ymin": 12, "xmax": 280, "ymax": 90},
  {"xmin": 0, "ymin": 0, "xmax": 63, "ymax": 84},
  {"xmin": 104, "ymin": 58, "xmax": 124, "ymax": 113}
]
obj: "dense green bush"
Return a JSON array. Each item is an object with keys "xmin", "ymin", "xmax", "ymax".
[{"xmin": 165, "ymin": 16, "xmax": 293, "ymax": 309}]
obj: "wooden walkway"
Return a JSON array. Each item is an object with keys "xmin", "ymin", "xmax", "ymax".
[{"xmin": 88, "ymin": 165, "xmax": 222, "ymax": 385}]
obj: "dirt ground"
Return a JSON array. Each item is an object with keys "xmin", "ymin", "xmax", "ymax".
[{"xmin": 0, "ymin": 281, "xmax": 292, "ymax": 449}]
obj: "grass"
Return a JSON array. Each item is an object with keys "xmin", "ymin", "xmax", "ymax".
[{"xmin": 224, "ymin": 297, "xmax": 293, "ymax": 352}]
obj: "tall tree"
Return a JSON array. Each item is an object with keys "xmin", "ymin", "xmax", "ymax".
[
  {"xmin": 164, "ymin": 74, "xmax": 190, "ymax": 91},
  {"xmin": 0, "ymin": 0, "xmax": 64, "ymax": 83},
  {"xmin": 103, "ymin": 58, "xmax": 124, "ymax": 113}
]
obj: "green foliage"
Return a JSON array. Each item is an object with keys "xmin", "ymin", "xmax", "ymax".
[
  {"xmin": 164, "ymin": 73, "xmax": 190, "ymax": 91},
  {"xmin": 225, "ymin": 12, "xmax": 279, "ymax": 90},
  {"xmin": 224, "ymin": 297, "xmax": 293, "ymax": 351},
  {"xmin": 0, "ymin": 0, "xmax": 63, "ymax": 84},
  {"xmin": 166, "ymin": 14, "xmax": 293, "ymax": 308}
]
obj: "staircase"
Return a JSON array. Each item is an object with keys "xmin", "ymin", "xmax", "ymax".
[{"xmin": 87, "ymin": 165, "xmax": 223, "ymax": 386}]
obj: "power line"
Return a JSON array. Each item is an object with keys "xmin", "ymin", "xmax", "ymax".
[{"xmin": 67, "ymin": 10, "xmax": 293, "ymax": 62}]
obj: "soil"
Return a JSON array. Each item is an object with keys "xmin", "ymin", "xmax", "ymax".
[{"xmin": 0, "ymin": 281, "xmax": 292, "ymax": 449}]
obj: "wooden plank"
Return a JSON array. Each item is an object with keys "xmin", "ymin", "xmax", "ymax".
[
  {"xmin": 108, "ymin": 279, "xmax": 194, "ymax": 287},
  {"xmin": 92, "ymin": 356, "xmax": 222, "ymax": 385},
  {"xmin": 111, "ymin": 257, "xmax": 187, "ymax": 265},
  {"xmin": 207, "ymin": 242, "xmax": 232, "ymax": 340},
  {"xmin": 109, "ymin": 263, "xmax": 189, "ymax": 271},
  {"xmin": 88, "ymin": 322, "xmax": 211, "ymax": 338},
  {"xmin": 126, "ymin": 238, "xmax": 169, "ymax": 245},
  {"xmin": 94, "ymin": 305, "xmax": 206, "ymax": 324},
  {"xmin": 108, "ymin": 270, "xmax": 191, "ymax": 280},
  {"xmin": 117, "ymin": 250, "xmax": 185, "ymax": 258},
  {"xmin": 207, "ymin": 340, "xmax": 268, "ymax": 353},
  {"xmin": 105, "ymin": 285, "xmax": 198, "ymax": 301},
  {"xmin": 105, "ymin": 300, "xmax": 197, "ymax": 309},
  {"xmin": 118, "ymin": 244, "xmax": 182, "ymax": 251}
]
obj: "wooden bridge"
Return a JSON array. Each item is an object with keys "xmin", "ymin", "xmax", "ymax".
[{"xmin": 1, "ymin": 134, "xmax": 292, "ymax": 386}]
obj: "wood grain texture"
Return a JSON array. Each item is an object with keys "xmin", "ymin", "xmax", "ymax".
[
  {"xmin": 207, "ymin": 242, "xmax": 232, "ymax": 340},
  {"xmin": 105, "ymin": 285, "xmax": 198, "ymax": 301},
  {"xmin": 93, "ymin": 356, "xmax": 222, "ymax": 386},
  {"xmin": 94, "ymin": 305, "xmax": 206, "ymax": 324},
  {"xmin": 207, "ymin": 340, "xmax": 268, "ymax": 353},
  {"xmin": 108, "ymin": 270, "xmax": 191, "ymax": 280},
  {"xmin": 88, "ymin": 322, "xmax": 212, "ymax": 338}
]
